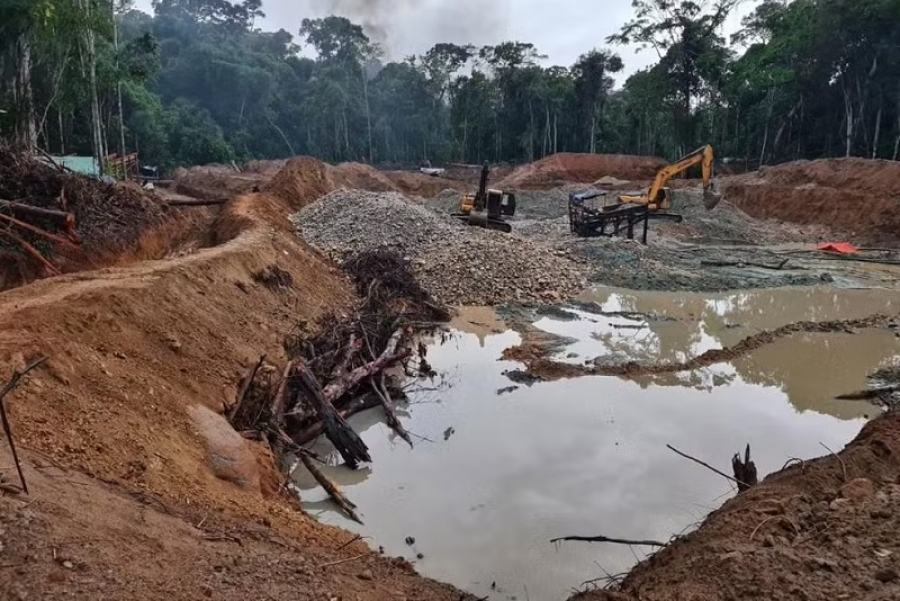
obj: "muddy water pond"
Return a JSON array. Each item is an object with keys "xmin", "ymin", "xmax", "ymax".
[{"xmin": 296, "ymin": 287, "xmax": 900, "ymax": 600}]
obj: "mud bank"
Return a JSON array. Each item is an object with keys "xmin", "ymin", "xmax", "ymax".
[{"xmin": 0, "ymin": 187, "xmax": 471, "ymax": 599}]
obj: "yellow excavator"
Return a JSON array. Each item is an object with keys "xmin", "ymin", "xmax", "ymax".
[
  {"xmin": 452, "ymin": 161, "xmax": 516, "ymax": 233},
  {"xmin": 618, "ymin": 144, "xmax": 721, "ymax": 217}
]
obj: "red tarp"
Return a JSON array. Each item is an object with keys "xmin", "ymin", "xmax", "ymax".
[{"xmin": 817, "ymin": 242, "xmax": 858, "ymax": 254}]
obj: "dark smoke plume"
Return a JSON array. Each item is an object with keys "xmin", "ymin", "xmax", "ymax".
[{"xmin": 318, "ymin": 0, "xmax": 509, "ymax": 58}]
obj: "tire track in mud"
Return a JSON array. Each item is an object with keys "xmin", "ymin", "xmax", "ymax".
[{"xmin": 505, "ymin": 313, "xmax": 898, "ymax": 381}]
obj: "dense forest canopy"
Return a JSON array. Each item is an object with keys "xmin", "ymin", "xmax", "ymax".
[{"xmin": 1, "ymin": 0, "xmax": 899, "ymax": 173}]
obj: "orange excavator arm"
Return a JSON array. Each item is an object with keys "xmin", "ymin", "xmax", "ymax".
[{"xmin": 645, "ymin": 144, "xmax": 715, "ymax": 203}]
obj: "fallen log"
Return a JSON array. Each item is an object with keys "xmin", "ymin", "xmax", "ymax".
[
  {"xmin": 292, "ymin": 360, "xmax": 372, "ymax": 469},
  {"xmin": 293, "ymin": 393, "xmax": 380, "ymax": 445},
  {"xmin": 298, "ymin": 450, "xmax": 363, "ymax": 524},
  {"xmin": 320, "ymin": 328, "xmax": 411, "ymax": 405},
  {"xmin": 0, "ymin": 231, "xmax": 61, "ymax": 276},
  {"xmin": 0, "ymin": 199, "xmax": 77, "ymax": 233},
  {"xmin": 0, "ymin": 212, "xmax": 80, "ymax": 247},
  {"xmin": 373, "ymin": 373, "xmax": 413, "ymax": 448}
]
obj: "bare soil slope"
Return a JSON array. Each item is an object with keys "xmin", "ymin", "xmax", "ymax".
[
  {"xmin": 722, "ymin": 158, "xmax": 900, "ymax": 245},
  {"xmin": 498, "ymin": 153, "xmax": 668, "ymax": 190},
  {"xmin": 0, "ymin": 446, "xmax": 464, "ymax": 601},
  {"xmin": 0, "ymin": 161, "xmax": 469, "ymax": 599}
]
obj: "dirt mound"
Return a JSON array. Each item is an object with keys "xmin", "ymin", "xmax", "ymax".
[
  {"xmin": 498, "ymin": 153, "xmax": 668, "ymax": 190},
  {"xmin": 262, "ymin": 156, "xmax": 338, "ymax": 210},
  {"xmin": 174, "ymin": 163, "xmax": 269, "ymax": 201},
  {"xmin": 332, "ymin": 162, "xmax": 401, "ymax": 193},
  {"xmin": 722, "ymin": 158, "xmax": 900, "ymax": 245},
  {"xmin": 263, "ymin": 158, "xmax": 410, "ymax": 210},
  {"xmin": 383, "ymin": 170, "xmax": 468, "ymax": 198}
]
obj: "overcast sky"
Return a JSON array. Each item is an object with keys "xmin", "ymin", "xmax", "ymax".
[{"xmin": 133, "ymin": 0, "xmax": 758, "ymax": 82}]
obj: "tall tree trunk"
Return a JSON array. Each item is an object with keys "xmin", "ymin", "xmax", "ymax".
[
  {"xmin": 57, "ymin": 106, "xmax": 65, "ymax": 154},
  {"xmin": 759, "ymin": 88, "xmax": 775, "ymax": 166},
  {"xmin": 553, "ymin": 112, "xmax": 558, "ymax": 154},
  {"xmin": 528, "ymin": 99, "xmax": 535, "ymax": 162},
  {"xmin": 843, "ymin": 85, "xmax": 854, "ymax": 158},
  {"xmin": 113, "ymin": 7, "xmax": 128, "ymax": 178},
  {"xmin": 361, "ymin": 65, "xmax": 373, "ymax": 163},
  {"xmin": 893, "ymin": 105, "xmax": 900, "ymax": 161},
  {"xmin": 872, "ymin": 103, "xmax": 882, "ymax": 159},
  {"xmin": 15, "ymin": 33, "xmax": 37, "ymax": 150},
  {"xmin": 81, "ymin": 0, "xmax": 105, "ymax": 174}
]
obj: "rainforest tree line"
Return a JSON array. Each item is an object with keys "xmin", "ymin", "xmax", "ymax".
[{"xmin": 1, "ymin": 0, "xmax": 899, "ymax": 172}]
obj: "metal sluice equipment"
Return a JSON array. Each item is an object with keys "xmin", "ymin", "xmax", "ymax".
[{"xmin": 567, "ymin": 191, "xmax": 652, "ymax": 244}]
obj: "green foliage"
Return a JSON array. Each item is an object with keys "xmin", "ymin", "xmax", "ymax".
[{"xmin": 2, "ymin": 0, "xmax": 900, "ymax": 172}]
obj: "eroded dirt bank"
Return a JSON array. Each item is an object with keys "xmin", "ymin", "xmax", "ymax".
[{"xmin": 0, "ymin": 187, "xmax": 469, "ymax": 599}]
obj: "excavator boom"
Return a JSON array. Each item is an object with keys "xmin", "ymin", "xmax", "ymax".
[{"xmin": 619, "ymin": 144, "xmax": 721, "ymax": 212}]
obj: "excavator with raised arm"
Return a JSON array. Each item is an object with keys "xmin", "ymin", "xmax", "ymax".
[{"xmin": 617, "ymin": 144, "xmax": 721, "ymax": 218}]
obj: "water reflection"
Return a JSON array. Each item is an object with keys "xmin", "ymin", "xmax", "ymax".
[{"xmin": 295, "ymin": 287, "xmax": 900, "ymax": 600}]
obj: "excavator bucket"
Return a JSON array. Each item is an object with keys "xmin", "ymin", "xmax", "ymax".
[{"xmin": 703, "ymin": 188, "xmax": 722, "ymax": 210}]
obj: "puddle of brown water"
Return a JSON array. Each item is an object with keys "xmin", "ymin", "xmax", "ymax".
[{"xmin": 295, "ymin": 287, "xmax": 900, "ymax": 600}]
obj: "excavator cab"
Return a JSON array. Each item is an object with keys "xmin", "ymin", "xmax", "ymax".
[{"xmin": 453, "ymin": 162, "xmax": 516, "ymax": 233}]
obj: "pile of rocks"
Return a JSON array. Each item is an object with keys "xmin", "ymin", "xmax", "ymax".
[{"xmin": 292, "ymin": 190, "xmax": 587, "ymax": 305}]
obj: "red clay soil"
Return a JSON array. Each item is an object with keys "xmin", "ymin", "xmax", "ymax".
[
  {"xmin": 722, "ymin": 158, "xmax": 900, "ymax": 245},
  {"xmin": 0, "ymin": 166, "xmax": 470, "ymax": 599},
  {"xmin": 382, "ymin": 170, "xmax": 468, "ymax": 198},
  {"xmin": 573, "ymin": 411, "xmax": 900, "ymax": 601},
  {"xmin": 498, "ymin": 153, "xmax": 668, "ymax": 190}
]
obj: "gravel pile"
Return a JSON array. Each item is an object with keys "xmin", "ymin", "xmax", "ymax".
[{"xmin": 292, "ymin": 190, "xmax": 588, "ymax": 305}]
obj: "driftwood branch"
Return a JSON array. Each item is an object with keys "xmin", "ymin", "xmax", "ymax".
[
  {"xmin": 1, "ymin": 357, "xmax": 49, "ymax": 494},
  {"xmin": 0, "ymin": 231, "xmax": 60, "ymax": 276},
  {"xmin": 298, "ymin": 451, "xmax": 363, "ymax": 524},
  {"xmin": 550, "ymin": 535, "xmax": 668, "ymax": 547},
  {"xmin": 320, "ymin": 328, "xmax": 410, "ymax": 405},
  {"xmin": 836, "ymin": 386, "xmax": 900, "ymax": 400},
  {"xmin": 269, "ymin": 360, "xmax": 294, "ymax": 429},
  {"xmin": 373, "ymin": 373, "xmax": 413, "ymax": 448},
  {"xmin": 667, "ymin": 444, "xmax": 752, "ymax": 490},
  {"xmin": 228, "ymin": 355, "xmax": 266, "ymax": 423}
]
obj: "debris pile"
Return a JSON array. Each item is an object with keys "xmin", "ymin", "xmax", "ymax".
[
  {"xmin": 228, "ymin": 250, "xmax": 448, "ymax": 522},
  {"xmin": 0, "ymin": 148, "xmax": 163, "ymax": 286},
  {"xmin": 292, "ymin": 190, "xmax": 588, "ymax": 305}
]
